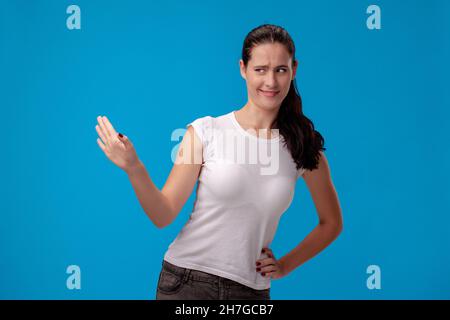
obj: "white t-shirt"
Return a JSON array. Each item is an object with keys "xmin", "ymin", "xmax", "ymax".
[{"xmin": 163, "ymin": 110, "xmax": 305, "ymax": 290}]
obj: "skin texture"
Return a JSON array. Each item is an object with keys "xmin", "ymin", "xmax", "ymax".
[
  {"xmin": 236, "ymin": 42, "xmax": 297, "ymax": 136},
  {"xmin": 238, "ymin": 43, "xmax": 342, "ymax": 279},
  {"xmin": 95, "ymin": 42, "xmax": 343, "ymax": 280}
]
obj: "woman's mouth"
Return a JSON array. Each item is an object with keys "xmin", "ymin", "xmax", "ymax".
[{"xmin": 258, "ymin": 89, "xmax": 280, "ymax": 97}]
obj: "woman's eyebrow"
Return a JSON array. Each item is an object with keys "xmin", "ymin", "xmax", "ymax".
[{"xmin": 253, "ymin": 65, "xmax": 289, "ymax": 68}]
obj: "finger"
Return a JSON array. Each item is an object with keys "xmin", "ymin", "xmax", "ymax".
[
  {"xmin": 96, "ymin": 138, "xmax": 107, "ymax": 153},
  {"xmin": 262, "ymin": 270, "xmax": 276, "ymax": 277},
  {"xmin": 102, "ymin": 116, "xmax": 118, "ymax": 137},
  {"xmin": 98, "ymin": 116, "xmax": 111, "ymax": 141},
  {"xmin": 256, "ymin": 255, "xmax": 276, "ymax": 264},
  {"xmin": 257, "ymin": 266, "xmax": 276, "ymax": 275},
  {"xmin": 256, "ymin": 258, "xmax": 276, "ymax": 268},
  {"xmin": 95, "ymin": 124, "xmax": 108, "ymax": 145},
  {"xmin": 258, "ymin": 265, "xmax": 277, "ymax": 275},
  {"xmin": 262, "ymin": 249, "xmax": 275, "ymax": 259},
  {"xmin": 117, "ymin": 133, "xmax": 132, "ymax": 150}
]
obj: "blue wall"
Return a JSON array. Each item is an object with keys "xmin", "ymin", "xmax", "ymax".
[{"xmin": 1, "ymin": 0, "xmax": 449, "ymax": 299}]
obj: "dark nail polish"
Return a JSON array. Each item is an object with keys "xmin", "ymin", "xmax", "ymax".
[
  {"xmin": 256, "ymin": 262, "xmax": 260, "ymax": 266},
  {"xmin": 118, "ymin": 133, "xmax": 123, "ymax": 138},
  {"xmin": 262, "ymin": 273, "xmax": 266, "ymax": 276},
  {"xmin": 256, "ymin": 268, "xmax": 261, "ymax": 272}
]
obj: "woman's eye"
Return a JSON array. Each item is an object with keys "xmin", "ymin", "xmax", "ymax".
[{"xmin": 255, "ymin": 69, "xmax": 287, "ymax": 73}]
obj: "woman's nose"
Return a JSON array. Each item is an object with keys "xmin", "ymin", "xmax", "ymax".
[{"xmin": 264, "ymin": 72, "xmax": 277, "ymax": 87}]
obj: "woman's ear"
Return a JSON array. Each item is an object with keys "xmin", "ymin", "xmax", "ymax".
[{"xmin": 239, "ymin": 59, "xmax": 247, "ymax": 80}]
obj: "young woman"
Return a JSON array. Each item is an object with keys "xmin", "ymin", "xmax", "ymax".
[{"xmin": 95, "ymin": 24, "xmax": 343, "ymax": 300}]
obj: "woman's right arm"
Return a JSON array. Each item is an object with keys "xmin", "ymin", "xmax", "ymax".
[
  {"xmin": 96, "ymin": 116, "xmax": 203, "ymax": 229},
  {"xmin": 126, "ymin": 125, "xmax": 203, "ymax": 228},
  {"xmin": 125, "ymin": 161, "xmax": 175, "ymax": 229}
]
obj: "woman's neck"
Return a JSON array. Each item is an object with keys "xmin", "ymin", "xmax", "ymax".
[{"xmin": 236, "ymin": 103, "xmax": 279, "ymax": 130}]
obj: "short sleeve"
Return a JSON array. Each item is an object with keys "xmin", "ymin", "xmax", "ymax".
[
  {"xmin": 186, "ymin": 118, "xmax": 205, "ymax": 144},
  {"xmin": 186, "ymin": 116, "xmax": 213, "ymax": 161}
]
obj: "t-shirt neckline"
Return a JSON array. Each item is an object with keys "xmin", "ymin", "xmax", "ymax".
[{"xmin": 229, "ymin": 110, "xmax": 281, "ymax": 143}]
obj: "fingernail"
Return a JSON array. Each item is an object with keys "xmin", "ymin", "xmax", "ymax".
[
  {"xmin": 262, "ymin": 249, "xmax": 266, "ymax": 253},
  {"xmin": 256, "ymin": 268, "xmax": 261, "ymax": 272},
  {"xmin": 119, "ymin": 133, "xmax": 123, "ymax": 138},
  {"xmin": 256, "ymin": 262, "xmax": 260, "ymax": 266},
  {"xmin": 261, "ymin": 273, "xmax": 266, "ymax": 276}
]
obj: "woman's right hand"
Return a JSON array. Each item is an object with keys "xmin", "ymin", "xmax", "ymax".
[{"xmin": 95, "ymin": 115, "xmax": 141, "ymax": 173}]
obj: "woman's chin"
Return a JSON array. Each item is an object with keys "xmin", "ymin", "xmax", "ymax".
[{"xmin": 256, "ymin": 102, "xmax": 282, "ymax": 111}]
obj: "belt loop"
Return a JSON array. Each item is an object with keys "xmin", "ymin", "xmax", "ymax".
[{"xmin": 182, "ymin": 268, "xmax": 191, "ymax": 283}]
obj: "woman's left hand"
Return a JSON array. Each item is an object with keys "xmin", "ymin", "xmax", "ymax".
[{"xmin": 255, "ymin": 247, "xmax": 287, "ymax": 280}]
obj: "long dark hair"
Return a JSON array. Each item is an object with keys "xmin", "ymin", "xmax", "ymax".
[{"xmin": 241, "ymin": 24, "xmax": 326, "ymax": 171}]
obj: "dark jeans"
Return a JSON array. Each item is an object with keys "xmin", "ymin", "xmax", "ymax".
[{"xmin": 156, "ymin": 260, "xmax": 271, "ymax": 300}]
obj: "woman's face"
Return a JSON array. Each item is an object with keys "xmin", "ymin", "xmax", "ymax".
[{"xmin": 240, "ymin": 42, "xmax": 297, "ymax": 113}]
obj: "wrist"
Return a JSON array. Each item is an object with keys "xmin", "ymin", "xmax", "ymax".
[
  {"xmin": 125, "ymin": 160, "xmax": 144, "ymax": 176},
  {"xmin": 279, "ymin": 257, "xmax": 291, "ymax": 277}
]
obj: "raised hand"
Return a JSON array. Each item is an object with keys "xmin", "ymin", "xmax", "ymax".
[{"xmin": 95, "ymin": 115, "xmax": 141, "ymax": 173}]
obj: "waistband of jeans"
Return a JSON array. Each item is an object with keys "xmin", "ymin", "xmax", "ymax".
[
  {"xmin": 162, "ymin": 259, "xmax": 220, "ymax": 281},
  {"xmin": 162, "ymin": 260, "xmax": 189, "ymax": 277},
  {"xmin": 162, "ymin": 260, "xmax": 238, "ymax": 285},
  {"xmin": 162, "ymin": 259, "xmax": 266, "ymax": 289}
]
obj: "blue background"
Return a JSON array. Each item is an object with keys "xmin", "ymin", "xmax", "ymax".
[{"xmin": 1, "ymin": 0, "xmax": 449, "ymax": 299}]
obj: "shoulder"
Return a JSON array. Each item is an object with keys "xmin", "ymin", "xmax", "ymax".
[
  {"xmin": 187, "ymin": 111, "xmax": 232, "ymax": 132},
  {"xmin": 186, "ymin": 115, "xmax": 213, "ymax": 139}
]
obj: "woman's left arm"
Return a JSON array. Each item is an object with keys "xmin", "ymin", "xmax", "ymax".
[
  {"xmin": 279, "ymin": 150, "xmax": 343, "ymax": 275},
  {"xmin": 258, "ymin": 152, "xmax": 342, "ymax": 279}
]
